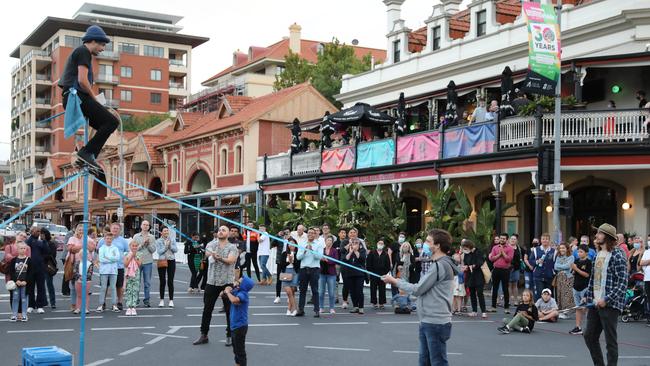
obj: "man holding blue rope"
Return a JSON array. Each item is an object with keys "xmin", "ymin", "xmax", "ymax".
[{"xmin": 58, "ymin": 25, "xmax": 119, "ymax": 173}]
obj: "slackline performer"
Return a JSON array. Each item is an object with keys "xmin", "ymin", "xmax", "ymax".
[{"xmin": 58, "ymin": 25, "xmax": 119, "ymax": 178}]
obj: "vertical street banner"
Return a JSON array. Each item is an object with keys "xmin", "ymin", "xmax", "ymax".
[{"xmin": 522, "ymin": 2, "xmax": 561, "ymax": 96}]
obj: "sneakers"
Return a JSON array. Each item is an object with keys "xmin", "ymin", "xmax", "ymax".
[
  {"xmin": 294, "ymin": 310, "xmax": 305, "ymax": 317},
  {"xmin": 373, "ymin": 304, "xmax": 379, "ymax": 310},
  {"xmin": 273, "ymin": 297, "xmax": 281, "ymax": 304},
  {"xmin": 117, "ymin": 303, "xmax": 123, "ymax": 311},
  {"xmin": 349, "ymin": 307, "xmax": 359, "ymax": 314},
  {"xmin": 225, "ymin": 337, "xmax": 232, "ymax": 347},
  {"xmin": 27, "ymin": 307, "xmax": 34, "ymax": 314},
  {"xmin": 358, "ymin": 308, "xmax": 364, "ymax": 315},
  {"xmin": 159, "ymin": 300, "xmax": 165, "ymax": 308},
  {"xmin": 569, "ymin": 326, "xmax": 583, "ymax": 335},
  {"xmin": 21, "ymin": 316, "xmax": 28, "ymax": 322},
  {"xmin": 168, "ymin": 300, "xmax": 174, "ymax": 308},
  {"xmin": 9, "ymin": 316, "xmax": 16, "ymax": 322},
  {"xmin": 314, "ymin": 312, "xmax": 320, "ymax": 318},
  {"xmin": 522, "ymin": 326, "xmax": 531, "ymax": 334},
  {"xmin": 36, "ymin": 308, "xmax": 45, "ymax": 314},
  {"xmin": 559, "ymin": 313, "xmax": 569, "ymax": 320},
  {"xmin": 192, "ymin": 334, "xmax": 209, "ymax": 345},
  {"xmin": 125, "ymin": 308, "xmax": 132, "ymax": 316},
  {"xmin": 330, "ymin": 309, "xmax": 336, "ymax": 314},
  {"xmin": 504, "ymin": 309, "xmax": 510, "ymax": 315},
  {"xmin": 497, "ymin": 326, "xmax": 510, "ymax": 334},
  {"xmin": 291, "ymin": 310, "xmax": 297, "ymax": 316},
  {"xmin": 488, "ymin": 307, "xmax": 497, "ymax": 313},
  {"xmin": 131, "ymin": 309, "xmax": 137, "ymax": 316},
  {"xmin": 112, "ymin": 305, "xmax": 120, "ymax": 312},
  {"xmin": 286, "ymin": 310, "xmax": 293, "ymax": 316},
  {"xmin": 482, "ymin": 313, "xmax": 488, "ymax": 319},
  {"xmin": 73, "ymin": 309, "xmax": 81, "ymax": 315},
  {"xmin": 96, "ymin": 306, "xmax": 104, "ymax": 313},
  {"xmin": 342, "ymin": 301, "xmax": 349, "ymax": 309},
  {"xmin": 379, "ymin": 305, "xmax": 385, "ymax": 310}
]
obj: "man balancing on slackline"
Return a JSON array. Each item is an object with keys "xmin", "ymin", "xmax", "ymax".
[{"xmin": 58, "ymin": 25, "xmax": 119, "ymax": 177}]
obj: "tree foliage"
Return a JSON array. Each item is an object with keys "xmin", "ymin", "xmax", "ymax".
[
  {"xmin": 122, "ymin": 113, "xmax": 170, "ymax": 132},
  {"xmin": 273, "ymin": 51, "xmax": 313, "ymax": 91}
]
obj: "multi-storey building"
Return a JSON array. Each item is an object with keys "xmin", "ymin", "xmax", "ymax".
[
  {"xmin": 258, "ymin": 0, "xmax": 650, "ymax": 242},
  {"xmin": 183, "ymin": 23, "xmax": 386, "ymax": 113},
  {"xmin": 6, "ymin": 3, "xmax": 208, "ymax": 213}
]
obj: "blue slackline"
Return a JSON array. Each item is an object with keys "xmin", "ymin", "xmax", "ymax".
[
  {"xmin": 152, "ymin": 215, "xmax": 196, "ymax": 244},
  {"xmin": 104, "ymin": 172, "xmax": 382, "ymax": 279}
]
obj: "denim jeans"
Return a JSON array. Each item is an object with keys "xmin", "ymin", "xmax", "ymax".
[
  {"xmin": 259, "ymin": 255, "xmax": 271, "ymax": 280},
  {"xmin": 318, "ymin": 274, "xmax": 336, "ymax": 311},
  {"xmin": 419, "ymin": 322, "xmax": 452, "ymax": 366},
  {"xmin": 139, "ymin": 263, "xmax": 153, "ymax": 304},
  {"xmin": 99, "ymin": 274, "xmax": 117, "ymax": 306},
  {"xmin": 45, "ymin": 273, "xmax": 56, "ymax": 307},
  {"xmin": 298, "ymin": 267, "xmax": 320, "ymax": 312},
  {"xmin": 12, "ymin": 287, "xmax": 28, "ymax": 317}
]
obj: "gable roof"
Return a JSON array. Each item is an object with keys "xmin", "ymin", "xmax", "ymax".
[
  {"xmin": 202, "ymin": 38, "xmax": 386, "ymax": 85},
  {"xmin": 158, "ymin": 83, "xmax": 322, "ymax": 148}
]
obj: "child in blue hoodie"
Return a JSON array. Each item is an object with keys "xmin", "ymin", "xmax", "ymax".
[{"xmin": 224, "ymin": 275, "xmax": 254, "ymax": 366}]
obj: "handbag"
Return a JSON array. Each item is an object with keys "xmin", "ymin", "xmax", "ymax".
[
  {"xmin": 157, "ymin": 259, "xmax": 168, "ymax": 269},
  {"xmin": 480, "ymin": 261, "xmax": 492, "ymax": 283},
  {"xmin": 0, "ymin": 259, "xmax": 8, "ymax": 275},
  {"xmin": 45, "ymin": 256, "xmax": 58, "ymax": 277},
  {"xmin": 63, "ymin": 254, "xmax": 75, "ymax": 281},
  {"xmin": 279, "ymin": 272, "xmax": 293, "ymax": 281}
]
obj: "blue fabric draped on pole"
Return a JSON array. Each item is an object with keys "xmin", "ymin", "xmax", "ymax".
[
  {"xmin": 356, "ymin": 139, "xmax": 395, "ymax": 169},
  {"xmin": 64, "ymin": 88, "xmax": 85, "ymax": 139},
  {"xmin": 443, "ymin": 122, "xmax": 496, "ymax": 158}
]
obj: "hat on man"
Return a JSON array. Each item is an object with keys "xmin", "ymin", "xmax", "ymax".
[
  {"xmin": 82, "ymin": 25, "xmax": 111, "ymax": 44},
  {"xmin": 596, "ymin": 223, "xmax": 617, "ymax": 240}
]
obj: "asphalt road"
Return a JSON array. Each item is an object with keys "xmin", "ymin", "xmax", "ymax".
[{"xmin": 1, "ymin": 263, "xmax": 649, "ymax": 366}]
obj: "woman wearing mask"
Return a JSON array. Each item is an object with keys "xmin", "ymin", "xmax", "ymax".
[
  {"xmin": 461, "ymin": 239, "xmax": 487, "ymax": 319},
  {"xmin": 629, "ymin": 236, "xmax": 644, "ymax": 275},
  {"xmin": 280, "ymin": 238, "xmax": 300, "ymax": 316},
  {"xmin": 342, "ymin": 238, "xmax": 367, "ymax": 314},
  {"xmin": 367, "ymin": 239, "xmax": 391, "ymax": 309},
  {"xmin": 41, "ymin": 228, "xmax": 58, "ymax": 310},
  {"xmin": 553, "ymin": 242, "xmax": 575, "ymax": 319}
]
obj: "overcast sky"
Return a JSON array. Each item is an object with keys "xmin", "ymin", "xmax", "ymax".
[{"xmin": 0, "ymin": 0, "xmax": 443, "ymax": 162}]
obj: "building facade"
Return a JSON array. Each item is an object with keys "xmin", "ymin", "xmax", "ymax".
[
  {"xmin": 6, "ymin": 3, "xmax": 208, "ymax": 211},
  {"xmin": 257, "ymin": 0, "xmax": 650, "ymax": 243}
]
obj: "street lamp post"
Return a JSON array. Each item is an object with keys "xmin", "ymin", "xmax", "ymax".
[
  {"xmin": 552, "ymin": 0, "xmax": 563, "ymax": 244},
  {"xmin": 118, "ymin": 116, "xmax": 125, "ymax": 234}
]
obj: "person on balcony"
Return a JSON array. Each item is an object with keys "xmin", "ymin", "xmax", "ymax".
[
  {"xmin": 485, "ymin": 100, "xmax": 499, "ymax": 122},
  {"xmin": 469, "ymin": 99, "xmax": 486, "ymax": 125},
  {"xmin": 637, "ymin": 90, "xmax": 647, "ymax": 109}
]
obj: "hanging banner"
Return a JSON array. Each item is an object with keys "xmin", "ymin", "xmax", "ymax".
[
  {"xmin": 321, "ymin": 146, "xmax": 355, "ymax": 173},
  {"xmin": 443, "ymin": 123, "xmax": 496, "ymax": 158},
  {"xmin": 396, "ymin": 131, "xmax": 440, "ymax": 164},
  {"xmin": 356, "ymin": 139, "xmax": 395, "ymax": 169},
  {"xmin": 521, "ymin": 2, "xmax": 561, "ymax": 96}
]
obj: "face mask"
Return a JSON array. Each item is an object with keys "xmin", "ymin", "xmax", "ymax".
[
  {"xmin": 398, "ymin": 236, "xmax": 405, "ymax": 243},
  {"xmin": 422, "ymin": 244, "xmax": 432, "ymax": 256},
  {"xmin": 462, "ymin": 249, "xmax": 470, "ymax": 254},
  {"xmin": 634, "ymin": 243, "xmax": 641, "ymax": 250},
  {"xmin": 377, "ymin": 245, "xmax": 384, "ymax": 250},
  {"xmin": 415, "ymin": 243, "xmax": 422, "ymax": 249}
]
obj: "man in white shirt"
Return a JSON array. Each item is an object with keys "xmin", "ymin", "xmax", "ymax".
[
  {"xmin": 318, "ymin": 223, "xmax": 336, "ymax": 247},
  {"xmin": 257, "ymin": 225, "xmax": 272, "ymax": 285},
  {"xmin": 291, "ymin": 224, "xmax": 308, "ymax": 246}
]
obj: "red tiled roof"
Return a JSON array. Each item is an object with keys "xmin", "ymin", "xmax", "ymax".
[
  {"xmin": 225, "ymin": 95, "xmax": 254, "ymax": 113},
  {"xmin": 49, "ymin": 157, "xmax": 69, "ymax": 179},
  {"xmin": 203, "ymin": 39, "xmax": 386, "ymax": 85},
  {"xmin": 141, "ymin": 135, "xmax": 166, "ymax": 165},
  {"xmin": 178, "ymin": 112, "xmax": 205, "ymax": 127},
  {"xmin": 233, "ymin": 52, "xmax": 248, "ymax": 66},
  {"xmin": 496, "ymin": 0, "xmax": 522, "ymax": 24},
  {"xmin": 408, "ymin": 26, "xmax": 427, "ymax": 53},
  {"xmin": 158, "ymin": 83, "xmax": 317, "ymax": 147},
  {"xmin": 449, "ymin": 9, "xmax": 471, "ymax": 40}
]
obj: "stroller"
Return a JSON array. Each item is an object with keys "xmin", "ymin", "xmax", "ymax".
[{"xmin": 621, "ymin": 272, "xmax": 647, "ymax": 323}]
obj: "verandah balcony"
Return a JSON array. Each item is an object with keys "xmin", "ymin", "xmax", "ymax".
[{"xmin": 258, "ymin": 109, "xmax": 650, "ymax": 181}]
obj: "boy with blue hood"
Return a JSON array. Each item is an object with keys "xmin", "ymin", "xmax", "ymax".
[
  {"xmin": 383, "ymin": 229, "xmax": 460, "ymax": 366},
  {"xmin": 224, "ymin": 275, "xmax": 255, "ymax": 366}
]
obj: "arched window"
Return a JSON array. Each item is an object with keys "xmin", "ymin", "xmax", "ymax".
[
  {"xmin": 234, "ymin": 145, "xmax": 242, "ymax": 173},
  {"xmin": 220, "ymin": 147, "xmax": 228, "ymax": 175},
  {"xmin": 171, "ymin": 158, "xmax": 178, "ymax": 182}
]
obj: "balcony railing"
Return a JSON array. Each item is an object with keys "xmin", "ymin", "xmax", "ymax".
[
  {"xmin": 11, "ymin": 63, "xmax": 20, "ymax": 74},
  {"xmin": 21, "ymin": 75, "xmax": 32, "ymax": 89},
  {"xmin": 35, "ymin": 145, "xmax": 49, "ymax": 153},
  {"xmin": 23, "ymin": 167, "xmax": 36, "ymax": 178},
  {"xmin": 35, "ymin": 120, "xmax": 51, "ymax": 129},
  {"xmin": 35, "ymin": 97, "xmax": 51, "ymax": 105},
  {"xmin": 96, "ymin": 74, "xmax": 120, "ymax": 84},
  {"xmin": 97, "ymin": 51, "xmax": 120, "ymax": 60},
  {"xmin": 35, "ymin": 74, "xmax": 51, "ymax": 82},
  {"xmin": 23, "ymin": 192, "xmax": 33, "ymax": 202},
  {"xmin": 259, "ymin": 109, "xmax": 650, "ymax": 181},
  {"xmin": 169, "ymin": 59, "xmax": 186, "ymax": 67},
  {"xmin": 169, "ymin": 81, "xmax": 185, "ymax": 89}
]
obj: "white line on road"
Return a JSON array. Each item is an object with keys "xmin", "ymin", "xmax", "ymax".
[
  {"xmin": 452, "ymin": 320, "xmax": 494, "ymax": 323},
  {"xmin": 187, "ymin": 314, "xmax": 225, "ymax": 317},
  {"xmin": 44, "ymin": 316, "xmax": 103, "ymax": 320},
  {"xmin": 142, "ymin": 332, "xmax": 188, "ymax": 339},
  {"xmin": 117, "ymin": 314, "xmax": 173, "ymax": 318},
  {"xmin": 619, "ymin": 356, "xmax": 650, "ymax": 359},
  {"xmin": 86, "ymin": 359, "xmax": 114, "ymax": 366},
  {"xmin": 185, "ymin": 305, "xmax": 277, "ymax": 310},
  {"xmin": 305, "ymin": 346, "xmax": 369, "ymax": 352},
  {"xmin": 249, "ymin": 323, "xmax": 299, "ymax": 327},
  {"xmin": 91, "ymin": 326, "xmax": 156, "ymax": 331},
  {"xmin": 118, "ymin": 346, "xmax": 144, "ymax": 356},
  {"xmin": 7, "ymin": 329, "xmax": 74, "ymax": 334},
  {"xmin": 313, "ymin": 321, "xmax": 368, "ymax": 325},
  {"xmin": 146, "ymin": 336, "xmax": 166, "ymax": 345},
  {"xmin": 381, "ymin": 321, "xmax": 419, "ymax": 324},
  {"xmin": 393, "ymin": 350, "xmax": 463, "ymax": 355},
  {"xmin": 219, "ymin": 340, "xmax": 279, "ymax": 346},
  {"xmin": 501, "ymin": 354, "xmax": 566, "ymax": 358}
]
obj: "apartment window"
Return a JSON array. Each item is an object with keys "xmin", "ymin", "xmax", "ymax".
[
  {"xmin": 234, "ymin": 145, "xmax": 242, "ymax": 173},
  {"xmin": 119, "ymin": 43, "xmax": 139, "ymax": 55},
  {"xmin": 120, "ymin": 90, "xmax": 132, "ymax": 102},
  {"xmin": 150, "ymin": 69, "xmax": 162, "ymax": 81},
  {"xmin": 104, "ymin": 41, "xmax": 113, "ymax": 52},
  {"xmin": 220, "ymin": 148, "xmax": 228, "ymax": 175},
  {"xmin": 120, "ymin": 66, "xmax": 132, "ymax": 78},
  {"xmin": 171, "ymin": 158, "xmax": 178, "ymax": 182},
  {"xmin": 393, "ymin": 40, "xmax": 401, "ymax": 63},
  {"xmin": 144, "ymin": 45, "xmax": 164, "ymax": 58},
  {"xmin": 150, "ymin": 93, "xmax": 162, "ymax": 104},
  {"xmin": 65, "ymin": 36, "xmax": 82, "ymax": 48},
  {"xmin": 432, "ymin": 26, "xmax": 441, "ymax": 51},
  {"xmin": 477, "ymin": 10, "xmax": 487, "ymax": 37},
  {"xmin": 99, "ymin": 64, "xmax": 113, "ymax": 77}
]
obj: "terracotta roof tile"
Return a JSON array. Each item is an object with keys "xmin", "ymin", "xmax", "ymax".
[
  {"xmin": 225, "ymin": 95, "xmax": 254, "ymax": 113},
  {"xmin": 408, "ymin": 26, "xmax": 428, "ymax": 53},
  {"xmin": 158, "ymin": 83, "xmax": 315, "ymax": 147},
  {"xmin": 496, "ymin": 0, "xmax": 522, "ymax": 24},
  {"xmin": 142, "ymin": 135, "xmax": 166, "ymax": 165},
  {"xmin": 178, "ymin": 112, "xmax": 205, "ymax": 127},
  {"xmin": 234, "ymin": 52, "xmax": 248, "ymax": 66},
  {"xmin": 49, "ymin": 157, "xmax": 69, "ymax": 179},
  {"xmin": 449, "ymin": 9, "xmax": 471, "ymax": 40}
]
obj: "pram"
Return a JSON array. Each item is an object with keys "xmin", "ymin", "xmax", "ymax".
[{"xmin": 621, "ymin": 273, "xmax": 646, "ymax": 323}]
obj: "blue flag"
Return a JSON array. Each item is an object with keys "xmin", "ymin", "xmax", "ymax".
[{"xmin": 64, "ymin": 88, "xmax": 86, "ymax": 139}]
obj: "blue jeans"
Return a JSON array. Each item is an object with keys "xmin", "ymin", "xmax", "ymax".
[
  {"xmin": 419, "ymin": 322, "xmax": 452, "ymax": 366},
  {"xmin": 259, "ymin": 255, "xmax": 271, "ymax": 280},
  {"xmin": 45, "ymin": 273, "xmax": 56, "ymax": 307},
  {"xmin": 318, "ymin": 274, "xmax": 336, "ymax": 311},
  {"xmin": 12, "ymin": 286, "xmax": 28, "ymax": 317},
  {"xmin": 139, "ymin": 263, "xmax": 153, "ymax": 304},
  {"xmin": 99, "ymin": 274, "xmax": 117, "ymax": 306}
]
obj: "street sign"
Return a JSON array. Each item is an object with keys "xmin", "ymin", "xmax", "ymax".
[
  {"xmin": 117, "ymin": 207, "xmax": 124, "ymax": 217},
  {"xmin": 545, "ymin": 183, "xmax": 564, "ymax": 192}
]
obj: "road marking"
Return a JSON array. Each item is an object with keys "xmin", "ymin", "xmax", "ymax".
[
  {"xmin": 117, "ymin": 314, "xmax": 173, "ymax": 318},
  {"xmin": 219, "ymin": 340, "xmax": 279, "ymax": 346},
  {"xmin": 146, "ymin": 336, "xmax": 166, "ymax": 345},
  {"xmin": 7, "ymin": 329, "xmax": 74, "ymax": 334},
  {"xmin": 381, "ymin": 321, "xmax": 419, "ymax": 324},
  {"xmin": 186, "ymin": 314, "xmax": 225, "ymax": 317},
  {"xmin": 452, "ymin": 320, "xmax": 494, "ymax": 323},
  {"xmin": 619, "ymin": 356, "xmax": 650, "ymax": 359},
  {"xmin": 118, "ymin": 346, "xmax": 144, "ymax": 356},
  {"xmin": 249, "ymin": 323, "xmax": 299, "ymax": 327},
  {"xmin": 86, "ymin": 359, "xmax": 113, "ymax": 366},
  {"xmin": 185, "ymin": 305, "xmax": 277, "ymax": 310},
  {"xmin": 91, "ymin": 326, "xmax": 156, "ymax": 331},
  {"xmin": 313, "ymin": 321, "xmax": 368, "ymax": 325},
  {"xmin": 501, "ymin": 354, "xmax": 566, "ymax": 358},
  {"xmin": 305, "ymin": 346, "xmax": 369, "ymax": 352},
  {"xmin": 393, "ymin": 350, "xmax": 463, "ymax": 355},
  {"xmin": 44, "ymin": 316, "xmax": 103, "ymax": 320},
  {"xmin": 142, "ymin": 332, "xmax": 188, "ymax": 339}
]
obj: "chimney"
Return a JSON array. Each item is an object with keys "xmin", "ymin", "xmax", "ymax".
[
  {"xmin": 383, "ymin": 0, "xmax": 406, "ymax": 33},
  {"xmin": 441, "ymin": 0, "xmax": 462, "ymax": 15},
  {"xmin": 289, "ymin": 23, "xmax": 302, "ymax": 54}
]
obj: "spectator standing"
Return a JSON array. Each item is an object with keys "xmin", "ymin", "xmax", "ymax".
[
  {"xmin": 639, "ymin": 236, "xmax": 650, "ymax": 325},
  {"xmin": 319, "ymin": 237, "xmax": 339, "ymax": 314},
  {"xmin": 616, "ymin": 233, "xmax": 630, "ymax": 259},
  {"xmin": 8, "ymin": 242, "xmax": 32, "ymax": 322},
  {"xmin": 530, "ymin": 233, "xmax": 556, "ymax": 300},
  {"xmin": 469, "ymin": 99, "xmax": 487, "ymax": 124},
  {"xmin": 41, "ymin": 228, "xmax": 58, "ymax": 310},
  {"xmin": 273, "ymin": 229, "xmax": 291, "ymax": 303},
  {"xmin": 629, "ymin": 236, "xmax": 644, "ymax": 275},
  {"xmin": 554, "ymin": 242, "xmax": 575, "ymax": 319},
  {"xmin": 156, "ymin": 227, "xmax": 178, "ymax": 308},
  {"xmin": 342, "ymin": 238, "xmax": 367, "ymax": 314},
  {"xmin": 573, "ymin": 235, "xmax": 596, "ymax": 261},
  {"xmin": 367, "ymin": 239, "xmax": 391, "ymax": 309},
  {"xmin": 185, "ymin": 233, "xmax": 203, "ymax": 293},
  {"xmin": 97, "ymin": 231, "xmax": 120, "ymax": 313},
  {"xmin": 257, "ymin": 225, "xmax": 272, "ymax": 286},
  {"xmin": 569, "ymin": 244, "xmax": 592, "ymax": 335},
  {"xmin": 223, "ymin": 276, "xmax": 254, "ymax": 366},
  {"xmin": 133, "ymin": 221, "xmax": 156, "ymax": 307},
  {"xmin": 488, "ymin": 233, "xmax": 514, "ymax": 313},
  {"xmin": 26, "ymin": 227, "xmax": 49, "ymax": 313},
  {"xmin": 508, "ymin": 234, "xmax": 523, "ymax": 307},
  {"xmin": 461, "ymin": 239, "xmax": 487, "ymax": 318},
  {"xmin": 4, "ymin": 234, "xmax": 30, "ymax": 316},
  {"xmin": 123, "ymin": 240, "xmax": 142, "ymax": 316},
  {"xmin": 637, "ymin": 90, "xmax": 647, "ymax": 109},
  {"xmin": 295, "ymin": 228, "xmax": 323, "ymax": 317},
  {"xmin": 280, "ymin": 238, "xmax": 300, "ymax": 315},
  {"xmin": 242, "ymin": 221, "xmax": 261, "ymax": 282}
]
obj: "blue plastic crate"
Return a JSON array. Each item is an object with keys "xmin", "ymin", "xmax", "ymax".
[{"xmin": 22, "ymin": 346, "xmax": 72, "ymax": 366}]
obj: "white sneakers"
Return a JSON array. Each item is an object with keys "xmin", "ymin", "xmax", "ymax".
[
  {"xmin": 330, "ymin": 309, "xmax": 336, "ymax": 314},
  {"xmin": 168, "ymin": 300, "xmax": 174, "ymax": 308},
  {"xmin": 273, "ymin": 297, "xmax": 281, "ymax": 304},
  {"xmin": 341, "ymin": 302, "xmax": 348, "ymax": 309},
  {"xmin": 96, "ymin": 306, "xmax": 104, "ymax": 313},
  {"xmin": 159, "ymin": 300, "xmax": 165, "ymax": 308},
  {"xmin": 125, "ymin": 308, "xmax": 138, "ymax": 316},
  {"xmin": 36, "ymin": 308, "xmax": 45, "ymax": 314},
  {"xmin": 286, "ymin": 310, "xmax": 293, "ymax": 316},
  {"xmin": 26, "ymin": 307, "xmax": 34, "ymax": 314},
  {"xmin": 291, "ymin": 310, "xmax": 297, "ymax": 316}
]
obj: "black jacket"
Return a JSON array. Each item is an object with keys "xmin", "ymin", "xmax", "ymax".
[
  {"xmin": 278, "ymin": 250, "xmax": 301, "ymax": 273},
  {"xmin": 26, "ymin": 235, "xmax": 49, "ymax": 265},
  {"xmin": 367, "ymin": 250, "xmax": 391, "ymax": 276},
  {"xmin": 341, "ymin": 246, "xmax": 367, "ymax": 278},
  {"xmin": 8, "ymin": 257, "xmax": 34, "ymax": 283},
  {"xmin": 463, "ymin": 249, "xmax": 486, "ymax": 287}
]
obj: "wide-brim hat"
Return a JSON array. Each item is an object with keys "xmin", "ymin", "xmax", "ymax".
[
  {"xmin": 594, "ymin": 223, "xmax": 617, "ymax": 240},
  {"xmin": 82, "ymin": 25, "xmax": 111, "ymax": 44}
]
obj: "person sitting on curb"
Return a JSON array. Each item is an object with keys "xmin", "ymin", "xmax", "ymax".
[
  {"xmin": 536, "ymin": 288, "xmax": 559, "ymax": 322},
  {"xmin": 497, "ymin": 289, "xmax": 538, "ymax": 334}
]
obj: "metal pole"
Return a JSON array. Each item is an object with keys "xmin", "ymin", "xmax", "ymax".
[
  {"xmin": 79, "ymin": 124, "xmax": 90, "ymax": 366},
  {"xmin": 553, "ymin": 0, "xmax": 563, "ymax": 244},
  {"xmin": 119, "ymin": 117, "xmax": 125, "ymax": 234}
]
